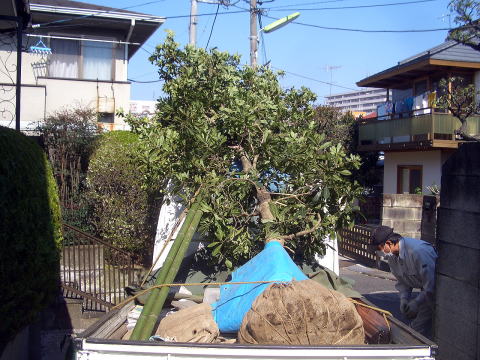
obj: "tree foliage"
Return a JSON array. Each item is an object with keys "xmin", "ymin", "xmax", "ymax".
[
  {"xmin": 313, "ymin": 106, "xmax": 357, "ymax": 152},
  {"xmin": 37, "ymin": 105, "xmax": 100, "ymax": 230},
  {"xmin": 448, "ymin": 0, "xmax": 480, "ymax": 50},
  {"xmin": 128, "ymin": 33, "xmax": 363, "ymax": 268},
  {"xmin": 435, "ymin": 76, "xmax": 480, "ymax": 141},
  {"xmin": 313, "ymin": 106, "xmax": 381, "ymax": 192}
]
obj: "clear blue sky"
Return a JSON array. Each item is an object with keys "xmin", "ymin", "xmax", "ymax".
[{"xmin": 83, "ymin": 0, "xmax": 453, "ymax": 103}]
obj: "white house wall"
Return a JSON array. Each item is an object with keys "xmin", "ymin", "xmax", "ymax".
[
  {"xmin": 383, "ymin": 150, "xmax": 444, "ymax": 194},
  {"xmin": 0, "ymin": 38, "xmax": 131, "ymax": 130}
]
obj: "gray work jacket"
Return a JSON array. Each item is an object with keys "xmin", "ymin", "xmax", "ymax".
[{"xmin": 386, "ymin": 237, "xmax": 437, "ymax": 305}]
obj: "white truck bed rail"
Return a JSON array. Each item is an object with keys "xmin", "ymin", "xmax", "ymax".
[{"xmin": 75, "ymin": 302, "xmax": 437, "ymax": 360}]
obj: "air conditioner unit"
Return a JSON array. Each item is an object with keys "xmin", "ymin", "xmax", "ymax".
[{"xmin": 97, "ymin": 96, "xmax": 115, "ymax": 113}]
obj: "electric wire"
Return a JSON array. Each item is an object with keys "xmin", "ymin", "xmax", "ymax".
[
  {"xmin": 231, "ymin": 2, "xmax": 451, "ymax": 33},
  {"xmin": 271, "ymin": 65, "xmax": 357, "ymax": 91},
  {"xmin": 265, "ymin": 0, "xmax": 440, "ymax": 11},
  {"xmin": 128, "ymin": 78, "xmax": 163, "ymax": 83},
  {"xmin": 258, "ymin": 13, "xmax": 268, "ymax": 65},
  {"xmin": 206, "ymin": 3, "xmax": 221, "ymax": 48},
  {"xmin": 262, "ymin": 13, "xmax": 450, "ymax": 32},
  {"xmin": 267, "ymin": 0, "xmax": 361, "ymax": 9}
]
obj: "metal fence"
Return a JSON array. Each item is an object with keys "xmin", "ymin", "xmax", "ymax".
[
  {"xmin": 338, "ymin": 225, "xmax": 378, "ymax": 267},
  {"xmin": 60, "ymin": 223, "xmax": 135, "ymax": 312}
]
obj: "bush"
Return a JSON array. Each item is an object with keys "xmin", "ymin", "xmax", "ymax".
[
  {"xmin": 37, "ymin": 106, "xmax": 99, "ymax": 233},
  {"xmin": 0, "ymin": 126, "xmax": 62, "ymax": 352},
  {"xmin": 86, "ymin": 131, "xmax": 161, "ymax": 265}
]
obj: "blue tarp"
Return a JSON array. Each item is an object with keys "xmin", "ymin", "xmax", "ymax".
[{"xmin": 211, "ymin": 241, "xmax": 308, "ymax": 333}]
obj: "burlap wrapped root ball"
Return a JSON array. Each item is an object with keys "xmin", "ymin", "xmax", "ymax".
[
  {"xmin": 156, "ymin": 303, "xmax": 219, "ymax": 343},
  {"xmin": 238, "ymin": 279, "xmax": 365, "ymax": 345}
]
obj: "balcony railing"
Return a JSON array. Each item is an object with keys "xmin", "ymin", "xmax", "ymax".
[{"xmin": 358, "ymin": 108, "xmax": 480, "ymax": 151}]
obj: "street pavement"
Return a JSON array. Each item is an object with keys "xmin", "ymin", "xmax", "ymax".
[{"xmin": 338, "ymin": 255, "xmax": 414, "ymax": 325}]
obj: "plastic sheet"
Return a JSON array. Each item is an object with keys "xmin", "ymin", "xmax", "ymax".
[{"xmin": 211, "ymin": 241, "xmax": 307, "ymax": 332}]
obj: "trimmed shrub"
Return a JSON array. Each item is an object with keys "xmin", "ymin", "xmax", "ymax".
[
  {"xmin": 0, "ymin": 126, "xmax": 62, "ymax": 352},
  {"xmin": 86, "ymin": 131, "xmax": 161, "ymax": 265}
]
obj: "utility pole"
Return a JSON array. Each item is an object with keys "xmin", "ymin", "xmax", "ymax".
[
  {"xmin": 250, "ymin": 0, "xmax": 258, "ymax": 66},
  {"xmin": 189, "ymin": 0, "xmax": 198, "ymax": 46}
]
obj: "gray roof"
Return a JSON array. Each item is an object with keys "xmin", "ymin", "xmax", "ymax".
[
  {"xmin": 30, "ymin": 0, "xmax": 145, "ymax": 16},
  {"xmin": 357, "ymin": 40, "xmax": 480, "ymax": 88},
  {"xmin": 399, "ymin": 40, "xmax": 480, "ymax": 65}
]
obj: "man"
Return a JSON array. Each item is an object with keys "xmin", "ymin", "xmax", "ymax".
[{"xmin": 370, "ymin": 226, "xmax": 437, "ymax": 338}]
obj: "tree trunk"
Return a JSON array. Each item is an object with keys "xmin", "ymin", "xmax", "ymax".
[{"xmin": 256, "ymin": 186, "xmax": 275, "ymax": 223}]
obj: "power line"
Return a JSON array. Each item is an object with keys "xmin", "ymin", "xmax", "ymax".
[
  {"xmin": 265, "ymin": 0, "xmax": 439, "ymax": 11},
  {"xmin": 206, "ymin": 4, "xmax": 221, "ymax": 48},
  {"xmin": 127, "ymin": 63, "xmax": 356, "ymax": 90},
  {"xmin": 268, "ymin": 0, "xmax": 359, "ymax": 9},
  {"xmin": 262, "ymin": 14, "xmax": 450, "ymax": 32},
  {"xmin": 271, "ymin": 65, "xmax": 357, "ymax": 91},
  {"xmin": 128, "ymin": 78, "xmax": 163, "ymax": 83},
  {"xmin": 258, "ymin": 13, "xmax": 268, "ymax": 65}
]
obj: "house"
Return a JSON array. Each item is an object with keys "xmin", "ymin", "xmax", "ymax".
[
  {"xmin": 129, "ymin": 99, "xmax": 157, "ymax": 117},
  {"xmin": 0, "ymin": 0, "xmax": 164, "ymax": 131},
  {"xmin": 357, "ymin": 40, "xmax": 480, "ymax": 195},
  {"xmin": 356, "ymin": 40, "xmax": 480, "ymax": 242}
]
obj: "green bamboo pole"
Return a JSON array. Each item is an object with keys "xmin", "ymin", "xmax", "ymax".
[
  {"xmin": 136, "ymin": 207, "xmax": 204, "ymax": 340},
  {"xmin": 130, "ymin": 200, "xmax": 201, "ymax": 340}
]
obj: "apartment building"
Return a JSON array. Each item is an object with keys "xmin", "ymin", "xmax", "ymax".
[{"xmin": 325, "ymin": 88, "xmax": 387, "ymax": 114}]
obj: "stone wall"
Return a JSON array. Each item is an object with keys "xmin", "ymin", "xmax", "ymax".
[
  {"xmin": 381, "ymin": 194, "xmax": 439, "ymax": 244},
  {"xmin": 435, "ymin": 142, "xmax": 480, "ymax": 360}
]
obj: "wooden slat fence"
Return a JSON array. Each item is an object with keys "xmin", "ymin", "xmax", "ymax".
[{"xmin": 338, "ymin": 225, "xmax": 378, "ymax": 267}]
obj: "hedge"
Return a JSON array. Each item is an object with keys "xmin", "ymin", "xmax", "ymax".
[
  {"xmin": 0, "ymin": 126, "xmax": 62, "ymax": 351},
  {"xmin": 86, "ymin": 131, "xmax": 160, "ymax": 265}
]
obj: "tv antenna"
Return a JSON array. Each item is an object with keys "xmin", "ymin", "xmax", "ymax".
[{"xmin": 323, "ymin": 65, "xmax": 342, "ymax": 96}]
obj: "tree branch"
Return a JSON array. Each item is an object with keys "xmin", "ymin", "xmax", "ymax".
[{"xmin": 267, "ymin": 214, "xmax": 322, "ymax": 242}]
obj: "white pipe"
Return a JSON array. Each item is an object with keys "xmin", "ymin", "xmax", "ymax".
[
  {"xmin": 30, "ymin": 4, "xmax": 165, "ymax": 24},
  {"xmin": 26, "ymin": 34, "xmax": 140, "ymax": 45}
]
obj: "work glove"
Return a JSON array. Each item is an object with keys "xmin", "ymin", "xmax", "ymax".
[
  {"xmin": 399, "ymin": 298, "xmax": 409, "ymax": 315},
  {"xmin": 405, "ymin": 299, "xmax": 419, "ymax": 319}
]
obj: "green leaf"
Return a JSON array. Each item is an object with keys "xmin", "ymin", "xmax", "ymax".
[{"xmin": 212, "ymin": 244, "xmax": 222, "ymax": 256}]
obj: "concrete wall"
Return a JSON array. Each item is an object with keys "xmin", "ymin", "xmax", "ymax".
[
  {"xmin": 383, "ymin": 150, "xmax": 450, "ymax": 194},
  {"xmin": 382, "ymin": 194, "xmax": 438, "ymax": 243},
  {"xmin": 435, "ymin": 142, "xmax": 480, "ymax": 360}
]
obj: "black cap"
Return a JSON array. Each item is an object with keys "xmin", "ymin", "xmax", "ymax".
[{"xmin": 370, "ymin": 225, "xmax": 394, "ymax": 250}]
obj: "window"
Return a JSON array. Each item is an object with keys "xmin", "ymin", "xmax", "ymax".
[
  {"xmin": 397, "ymin": 165, "xmax": 422, "ymax": 194},
  {"xmin": 48, "ymin": 38, "xmax": 114, "ymax": 80},
  {"xmin": 98, "ymin": 112, "xmax": 114, "ymax": 123}
]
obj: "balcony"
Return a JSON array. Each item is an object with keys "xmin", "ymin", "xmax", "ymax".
[{"xmin": 357, "ymin": 109, "xmax": 480, "ymax": 151}]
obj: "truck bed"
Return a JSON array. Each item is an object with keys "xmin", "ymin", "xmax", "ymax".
[{"xmin": 75, "ymin": 301, "xmax": 437, "ymax": 360}]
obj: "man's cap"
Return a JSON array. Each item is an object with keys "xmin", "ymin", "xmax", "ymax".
[{"xmin": 370, "ymin": 225, "xmax": 394, "ymax": 248}]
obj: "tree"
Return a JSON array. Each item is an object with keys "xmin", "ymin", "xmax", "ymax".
[
  {"xmin": 313, "ymin": 106, "xmax": 356, "ymax": 152},
  {"xmin": 435, "ymin": 76, "xmax": 480, "ymax": 141},
  {"xmin": 37, "ymin": 105, "xmax": 100, "ymax": 230},
  {"xmin": 448, "ymin": 0, "xmax": 480, "ymax": 50},
  {"xmin": 313, "ymin": 107, "xmax": 381, "ymax": 192},
  {"xmin": 128, "ymin": 33, "xmax": 363, "ymax": 269}
]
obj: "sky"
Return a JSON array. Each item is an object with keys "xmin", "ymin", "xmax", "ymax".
[{"xmin": 82, "ymin": 0, "xmax": 454, "ymax": 103}]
